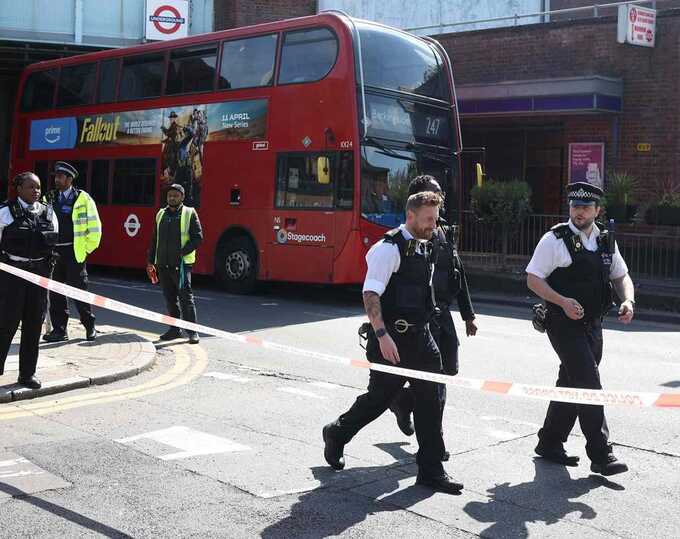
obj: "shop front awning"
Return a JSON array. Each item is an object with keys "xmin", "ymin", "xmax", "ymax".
[{"xmin": 456, "ymin": 76, "xmax": 623, "ymax": 116}]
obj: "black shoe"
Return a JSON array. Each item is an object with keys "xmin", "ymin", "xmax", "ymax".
[
  {"xmin": 441, "ymin": 450, "xmax": 450, "ymax": 462},
  {"xmin": 42, "ymin": 331, "xmax": 68, "ymax": 343},
  {"xmin": 188, "ymin": 333, "xmax": 200, "ymax": 344},
  {"xmin": 590, "ymin": 453, "xmax": 628, "ymax": 476},
  {"xmin": 159, "ymin": 328, "xmax": 181, "ymax": 341},
  {"xmin": 416, "ymin": 474, "xmax": 464, "ymax": 494},
  {"xmin": 17, "ymin": 375, "xmax": 41, "ymax": 389},
  {"xmin": 85, "ymin": 327, "xmax": 97, "ymax": 341},
  {"xmin": 535, "ymin": 440, "xmax": 580, "ymax": 466},
  {"xmin": 322, "ymin": 423, "xmax": 345, "ymax": 470},
  {"xmin": 393, "ymin": 408, "xmax": 415, "ymax": 437}
]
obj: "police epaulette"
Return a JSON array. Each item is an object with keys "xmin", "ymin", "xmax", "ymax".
[
  {"xmin": 550, "ymin": 223, "xmax": 572, "ymax": 239},
  {"xmin": 383, "ymin": 228, "xmax": 402, "ymax": 244}
]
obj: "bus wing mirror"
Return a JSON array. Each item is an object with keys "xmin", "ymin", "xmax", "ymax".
[
  {"xmin": 317, "ymin": 157, "xmax": 330, "ymax": 184},
  {"xmin": 475, "ymin": 163, "xmax": 484, "ymax": 187}
]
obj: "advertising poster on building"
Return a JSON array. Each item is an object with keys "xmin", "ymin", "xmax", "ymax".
[{"xmin": 568, "ymin": 143, "xmax": 604, "ymax": 188}]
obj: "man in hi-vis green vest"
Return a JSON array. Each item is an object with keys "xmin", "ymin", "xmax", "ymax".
[
  {"xmin": 147, "ymin": 184, "xmax": 203, "ymax": 344},
  {"xmin": 43, "ymin": 161, "xmax": 101, "ymax": 343}
]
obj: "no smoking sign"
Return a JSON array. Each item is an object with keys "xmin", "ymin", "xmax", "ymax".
[{"xmin": 145, "ymin": 0, "xmax": 189, "ymax": 41}]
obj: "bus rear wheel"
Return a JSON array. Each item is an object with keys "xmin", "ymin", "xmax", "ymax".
[{"xmin": 216, "ymin": 237, "xmax": 258, "ymax": 294}]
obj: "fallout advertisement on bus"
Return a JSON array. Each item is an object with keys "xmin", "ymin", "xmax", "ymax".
[{"xmin": 28, "ymin": 99, "xmax": 269, "ymax": 207}]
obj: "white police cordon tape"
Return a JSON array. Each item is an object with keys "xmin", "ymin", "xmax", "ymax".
[{"xmin": 2, "ymin": 261, "xmax": 679, "ymax": 409}]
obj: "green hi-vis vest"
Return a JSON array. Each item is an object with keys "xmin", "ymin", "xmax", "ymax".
[
  {"xmin": 155, "ymin": 205, "xmax": 197, "ymax": 265},
  {"xmin": 73, "ymin": 191, "xmax": 102, "ymax": 263}
]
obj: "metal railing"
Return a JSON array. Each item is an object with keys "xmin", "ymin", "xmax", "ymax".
[
  {"xmin": 459, "ymin": 211, "xmax": 680, "ymax": 280},
  {"xmin": 405, "ymin": 0, "xmax": 657, "ymax": 33}
]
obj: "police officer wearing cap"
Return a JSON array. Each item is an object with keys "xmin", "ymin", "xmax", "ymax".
[
  {"xmin": 389, "ymin": 175, "xmax": 478, "ymax": 458},
  {"xmin": 323, "ymin": 191, "xmax": 464, "ymax": 494},
  {"xmin": 0, "ymin": 172, "xmax": 58, "ymax": 388},
  {"xmin": 43, "ymin": 161, "xmax": 101, "ymax": 343},
  {"xmin": 147, "ymin": 184, "xmax": 203, "ymax": 344},
  {"xmin": 526, "ymin": 181, "xmax": 635, "ymax": 476}
]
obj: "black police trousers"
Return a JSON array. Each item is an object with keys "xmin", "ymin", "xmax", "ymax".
[
  {"xmin": 158, "ymin": 264, "xmax": 197, "ymax": 330},
  {"xmin": 49, "ymin": 245, "xmax": 95, "ymax": 334},
  {"xmin": 331, "ymin": 327, "xmax": 446, "ymax": 479},
  {"xmin": 389, "ymin": 308, "xmax": 459, "ymax": 436},
  {"xmin": 538, "ymin": 316, "xmax": 609, "ymax": 462},
  {"xmin": 0, "ymin": 261, "xmax": 50, "ymax": 378}
]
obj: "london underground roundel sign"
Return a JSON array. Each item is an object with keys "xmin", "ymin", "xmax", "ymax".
[{"xmin": 145, "ymin": 0, "xmax": 189, "ymax": 41}]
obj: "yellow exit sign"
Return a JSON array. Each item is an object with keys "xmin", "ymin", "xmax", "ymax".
[{"xmin": 637, "ymin": 143, "xmax": 651, "ymax": 152}]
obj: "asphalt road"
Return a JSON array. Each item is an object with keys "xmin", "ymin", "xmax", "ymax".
[{"xmin": 1, "ymin": 268, "xmax": 678, "ymax": 538}]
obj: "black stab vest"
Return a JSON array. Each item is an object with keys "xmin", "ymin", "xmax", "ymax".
[
  {"xmin": 380, "ymin": 228, "xmax": 435, "ymax": 326},
  {"xmin": 431, "ymin": 226, "xmax": 461, "ymax": 306},
  {"xmin": 546, "ymin": 223, "xmax": 613, "ymax": 320},
  {"xmin": 0, "ymin": 200, "xmax": 57, "ymax": 260}
]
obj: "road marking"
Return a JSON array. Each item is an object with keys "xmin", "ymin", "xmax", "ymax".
[
  {"xmin": 0, "ymin": 344, "xmax": 207, "ymax": 421},
  {"xmin": 90, "ymin": 279, "xmax": 214, "ymax": 300},
  {"xmin": 309, "ymin": 381, "xmax": 341, "ymax": 390},
  {"xmin": 276, "ymin": 387, "xmax": 326, "ymax": 399},
  {"xmin": 0, "ymin": 457, "xmax": 30, "ymax": 467},
  {"xmin": 479, "ymin": 415, "xmax": 542, "ymax": 429},
  {"xmin": 116, "ymin": 426, "xmax": 250, "ymax": 460},
  {"xmin": 0, "ymin": 452, "xmax": 70, "ymax": 496},
  {"xmin": 204, "ymin": 372, "xmax": 251, "ymax": 383}
]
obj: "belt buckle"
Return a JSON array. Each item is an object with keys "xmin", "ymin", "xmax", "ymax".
[{"xmin": 394, "ymin": 319, "xmax": 410, "ymax": 334}]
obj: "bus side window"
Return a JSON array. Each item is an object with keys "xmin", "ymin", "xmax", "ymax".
[
  {"xmin": 20, "ymin": 69, "xmax": 59, "ymax": 112},
  {"xmin": 276, "ymin": 154, "xmax": 334, "ymax": 209},
  {"xmin": 218, "ymin": 34, "xmax": 277, "ymax": 90},
  {"xmin": 336, "ymin": 151, "xmax": 354, "ymax": 209},
  {"xmin": 278, "ymin": 28, "xmax": 338, "ymax": 85},
  {"xmin": 119, "ymin": 54, "xmax": 165, "ymax": 102},
  {"xmin": 56, "ymin": 63, "xmax": 96, "ymax": 107},
  {"xmin": 98, "ymin": 59, "xmax": 119, "ymax": 104},
  {"xmin": 166, "ymin": 44, "xmax": 218, "ymax": 95},
  {"xmin": 111, "ymin": 158, "xmax": 156, "ymax": 206},
  {"xmin": 91, "ymin": 160, "xmax": 111, "ymax": 205},
  {"xmin": 34, "ymin": 161, "xmax": 50, "ymax": 194}
]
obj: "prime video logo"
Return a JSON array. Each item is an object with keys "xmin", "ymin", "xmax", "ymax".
[
  {"xmin": 276, "ymin": 230, "xmax": 326, "ymax": 244},
  {"xmin": 44, "ymin": 125, "xmax": 62, "ymax": 144}
]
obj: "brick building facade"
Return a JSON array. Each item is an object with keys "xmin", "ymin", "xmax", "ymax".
[{"xmin": 214, "ymin": 0, "xmax": 317, "ymax": 30}]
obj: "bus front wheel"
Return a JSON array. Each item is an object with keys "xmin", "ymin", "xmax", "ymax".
[{"xmin": 216, "ymin": 237, "xmax": 258, "ymax": 294}]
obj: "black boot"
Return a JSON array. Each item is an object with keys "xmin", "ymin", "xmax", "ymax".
[
  {"xmin": 42, "ymin": 330, "xmax": 69, "ymax": 343},
  {"xmin": 18, "ymin": 375, "xmax": 41, "ymax": 389},
  {"xmin": 416, "ymin": 473, "xmax": 463, "ymax": 494},
  {"xmin": 535, "ymin": 440, "xmax": 580, "ymax": 466},
  {"xmin": 590, "ymin": 446, "xmax": 628, "ymax": 476},
  {"xmin": 159, "ymin": 328, "xmax": 181, "ymax": 341},
  {"xmin": 322, "ymin": 423, "xmax": 345, "ymax": 470}
]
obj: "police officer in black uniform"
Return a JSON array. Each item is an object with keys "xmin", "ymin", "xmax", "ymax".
[
  {"xmin": 389, "ymin": 176, "xmax": 478, "ymax": 458},
  {"xmin": 323, "ymin": 191, "xmax": 463, "ymax": 494},
  {"xmin": 526, "ymin": 182, "xmax": 635, "ymax": 476},
  {"xmin": 0, "ymin": 172, "xmax": 58, "ymax": 389}
]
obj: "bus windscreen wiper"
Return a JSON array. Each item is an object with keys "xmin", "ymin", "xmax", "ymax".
[
  {"xmin": 405, "ymin": 143, "xmax": 455, "ymax": 166},
  {"xmin": 364, "ymin": 137, "xmax": 416, "ymax": 161}
]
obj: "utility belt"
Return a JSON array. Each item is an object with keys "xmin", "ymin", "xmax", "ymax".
[
  {"xmin": 55, "ymin": 242, "xmax": 73, "ymax": 247},
  {"xmin": 0, "ymin": 251, "xmax": 49, "ymax": 269},
  {"xmin": 358, "ymin": 318, "xmax": 430, "ymax": 349},
  {"xmin": 531, "ymin": 302, "xmax": 607, "ymax": 333}
]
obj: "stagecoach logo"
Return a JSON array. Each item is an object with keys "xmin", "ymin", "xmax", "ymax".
[{"xmin": 276, "ymin": 230, "xmax": 326, "ymax": 244}]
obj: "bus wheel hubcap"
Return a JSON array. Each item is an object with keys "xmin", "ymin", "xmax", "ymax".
[{"xmin": 226, "ymin": 250, "xmax": 250, "ymax": 280}]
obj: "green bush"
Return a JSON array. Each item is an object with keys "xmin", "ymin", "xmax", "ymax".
[
  {"xmin": 604, "ymin": 170, "xmax": 638, "ymax": 206},
  {"xmin": 470, "ymin": 179, "xmax": 532, "ymax": 227}
]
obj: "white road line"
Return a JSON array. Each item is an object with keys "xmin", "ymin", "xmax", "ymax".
[
  {"xmin": 309, "ymin": 381, "xmax": 341, "ymax": 390},
  {"xmin": 276, "ymin": 387, "xmax": 327, "ymax": 399},
  {"xmin": 90, "ymin": 280, "xmax": 214, "ymax": 300},
  {"xmin": 479, "ymin": 415, "xmax": 542, "ymax": 429},
  {"xmin": 204, "ymin": 372, "xmax": 251, "ymax": 383},
  {"xmin": 0, "ymin": 457, "xmax": 29, "ymax": 468}
]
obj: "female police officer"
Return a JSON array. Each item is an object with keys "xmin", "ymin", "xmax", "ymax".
[{"xmin": 0, "ymin": 172, "xmax": 58, "ymax": 389}]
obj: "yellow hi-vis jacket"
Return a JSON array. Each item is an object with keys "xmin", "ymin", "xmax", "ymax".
[
  {"xmin": 155, "ymin": 206, "xmax": 197, "ymax": 264},
  {"xmin": 72, "ymin": 191, "xmax": 102, "ymax": 263}
]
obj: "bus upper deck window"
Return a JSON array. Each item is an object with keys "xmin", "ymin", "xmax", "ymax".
[
  {"xmin": 167, "ymin": 45, "xmax": 218, "ymax": 95},
  {"xmin": 20, "ymin": 69, "xmax": 59, "ymax": 111},
  {"xmin": 98, "ymin": 59, "xmax": 119, "ymax": 103},
  {"xmin": 57, "ymin": 63, "xmax": 96, "ymax": 107},
  {"xmin": 278, "ymin": 28, "xmax": 338, "ymax": 85},
  {"xmin": 218, "ymin": 34, "xmax": 277, "ymax": 90},
  {"xmin": 119, "ymin": 54, "xmax": 165, "ymax": 101}
]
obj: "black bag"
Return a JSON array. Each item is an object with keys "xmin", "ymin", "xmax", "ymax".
[{"xmin": 531, "ymin": 303, "xmax": 547, "ymax": 333}]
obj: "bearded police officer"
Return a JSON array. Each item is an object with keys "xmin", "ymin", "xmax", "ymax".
[
  {"xmin": 389, "ymin": 176, "xmax": 478, "ymax": 460},
  {"xmin": 147, "ymin": 184, "xmax": 203, "ymax": 344},
  {"xmin": 323, "ymin": 191, "xmax": 463, "ymax": 494},
  {"xmin": 526, "ymin": 182, "xmax": 635, "ymax": 476},
  {"xmin": 0, "ymin": 172, "xmax": 58, "ymax": 388},
  {"xmin": 43, "ymin": 161, "xmax": 101, "ymax": 342}
]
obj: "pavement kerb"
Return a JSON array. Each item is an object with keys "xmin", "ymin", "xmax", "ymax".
[{"xmin": 1, "ymin": 326, "xmax": 158, "ymax": 404}]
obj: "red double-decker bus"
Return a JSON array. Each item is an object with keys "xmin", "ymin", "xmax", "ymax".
[{"xmin": 9, "ymin": 12, "xmax": 462, "ymax": 293}]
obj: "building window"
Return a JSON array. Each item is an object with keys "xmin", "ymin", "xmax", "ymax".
[
  {"xmin": 278, "ymin": 28, "xmax": 337, "ymax": 85},
  {"xmin": 119, "ymin": 54, "xmax": 165, "ymax": 101},
  {"xmin": 90, "ymin": 160, "xmax": 110, "ymax": 205},
  {"xmin": 275, "ymin": 152, "xmax": 353, "ymax": 209},
  {"xmin": 112, "ymin": 158, "xmax": 156, "ymax": 206},
  {"xmin": 20, "ymin": 69, "xmax": 59, "ymax": 111},
  {"xmin": 218, "ymin": 34, "xmax": 277, "ymax": 90},
  {"xmin": 98, "ymin": 59, "xmax": 119, "ymax": 103},
  {"xmin": 56, "ymin": 63, "xmax": 96, "ymax": 107},
  {"xmin": 166, "ymin": 45, "xmax": 218, "ymax": 95}
]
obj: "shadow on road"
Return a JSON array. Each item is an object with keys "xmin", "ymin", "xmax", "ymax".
[
  {"xmin": 0, "ymin": 482, "xmax": 132, "ymax": 538},
  {"xmin": 463, "ymin": 458, "xmax": 624, "ymax": 538},
  {"xmin": 260, "ymin": 442, "xmax": 436, "ymax": 539}
]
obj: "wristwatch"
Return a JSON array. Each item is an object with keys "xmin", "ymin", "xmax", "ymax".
[{"xmin": 375, "ymin": 327, "xmax": 387, "ymax": 338}]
